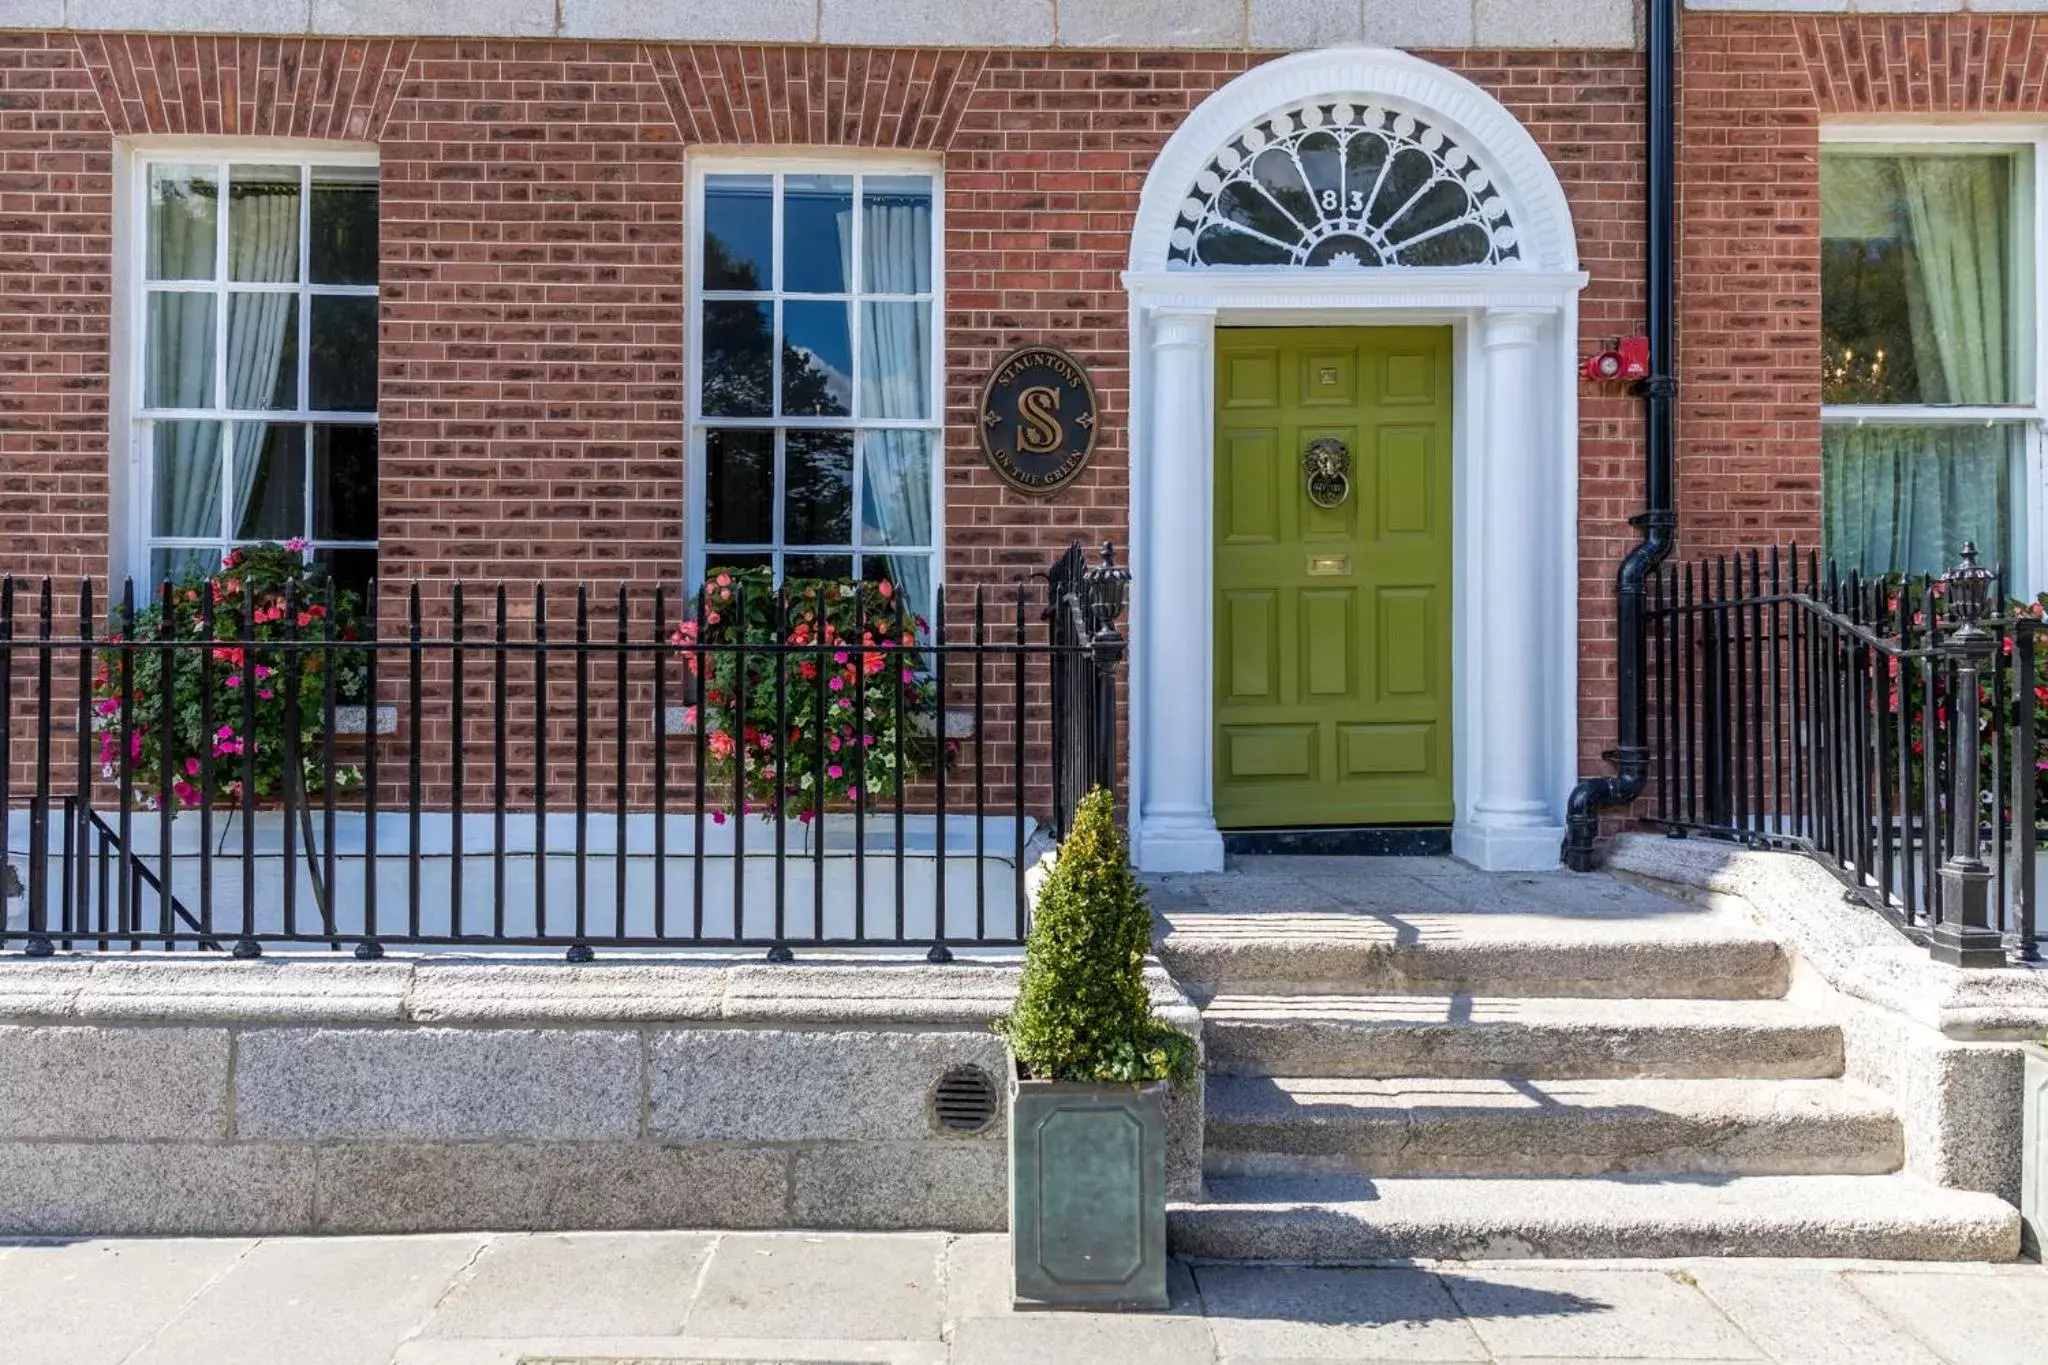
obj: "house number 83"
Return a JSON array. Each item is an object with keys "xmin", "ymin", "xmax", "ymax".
[{"xmin": 1319, "ymin": 189, "xmax": 1366, "ymax": 213}]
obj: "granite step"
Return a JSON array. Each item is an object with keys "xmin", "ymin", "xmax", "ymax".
[
  {"xmin": 1157, "ymin": 910, "xmax": 1788, "ymax": 1002},
  {"xmin": 1202, "ymin": 993, "xmax": 1842, "ymax": 1080},
  {"xmin": 1171, "ymin": 1172, "xmax": 2021, "ymax": 1262},
  {"xmin": 1203, "ymin": 1074, "xmax": 1901, "ymax": 1179}
]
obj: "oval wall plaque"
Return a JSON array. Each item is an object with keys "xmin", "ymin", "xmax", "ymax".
[{"xmin": 976, "ymin": 344, "xmax": 1099, "ymax": 497}]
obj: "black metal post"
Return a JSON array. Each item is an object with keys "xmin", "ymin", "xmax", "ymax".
[{"xmin": 1930, "ymin": 544, "xmax": 2005, "ymax": 969}]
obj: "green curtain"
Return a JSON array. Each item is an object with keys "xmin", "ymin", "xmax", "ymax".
[
  {"xmin": 1821, "ymin": 153, "xmax": 2014, "ymax": 575},
  {"xmin": 1822, "ymin": 424, "xmax": 2011, "ymax": 577}
]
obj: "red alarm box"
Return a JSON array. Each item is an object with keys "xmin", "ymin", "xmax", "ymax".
[{"xmin": 1580, "ymin": 335, "xmax": 1650, "ymax": 383}]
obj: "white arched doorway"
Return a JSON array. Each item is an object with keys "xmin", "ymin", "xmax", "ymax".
[{"xmin": 1123, "ymin": 48, "xmax": 1588, "ymax": 873}]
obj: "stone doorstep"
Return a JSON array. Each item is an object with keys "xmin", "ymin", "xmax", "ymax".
[
  {"xmin": 1201, "ymin": 1074, "xmax": 1904, "ymax": 1179},
  {"xmin": 1200, "ymin": 992, "xmax": 1845, "ymax": 1079},
  {"xmin": 1157, "ymin": 926, "xmax": 1791, "ymax": 1001},
  {"xmin": 1602, "ymin": 832, "xmax": 2048, "ymax": 1039},
  {"xmin": 1171, "ymin": 1172, "xmax": 2024, "ymax": 1262}
]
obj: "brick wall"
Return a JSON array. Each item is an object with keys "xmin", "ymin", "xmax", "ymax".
[
  {"xmin": 0, "ymin": 30, "xmax": 1646, "ymax": 799},
  {"xmin": 1677, "ymin": 13, "xmax": 2048, "ymax": 566}
]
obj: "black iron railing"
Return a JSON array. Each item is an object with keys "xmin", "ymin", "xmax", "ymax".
[
  {"xmin": 1646, "ymin": 542, "xmax": 2038, "ymax": 964},
  {"xmin": 0, "ymin": 544, "xmax": 1128, "ymax": 961}
]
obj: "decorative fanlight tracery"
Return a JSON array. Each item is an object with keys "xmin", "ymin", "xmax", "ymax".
[{"xmin": 1168, "ymin": 99, "xmax": 1520, "ymax": 270}]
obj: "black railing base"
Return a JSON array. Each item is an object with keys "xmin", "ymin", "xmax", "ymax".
[
  {"xmin": 925, "ymin": 943, "xmax": 953, "ymax": 964},
  {"xmin": 22, "ymin": 935, "xmax": 53, "ymax": 958},
  {"xmin": 565, "ymin": 943, "xmax": 594, "ymax": 963},
  {"xmin": 765, "ymin": 944, "xmax": 794, "ymax": 964},
  {"xmin": 354, "ymin": 939, "xmax": 385, "ymax": 960},
  {"xmin": 1930, "ymin": 923, "xmax": 2006, "ymax": 970},
  {"xmin": 231, "ymin": 938, "xmax": 262, "ymax": 959}
]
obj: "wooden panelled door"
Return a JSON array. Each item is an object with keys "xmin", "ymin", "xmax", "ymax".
[{"xmin": 1212, "ymin": 326, "xmax": 1455, "ymax": 828}]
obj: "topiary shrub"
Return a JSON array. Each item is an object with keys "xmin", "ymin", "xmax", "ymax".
[{"xmin": 996, "ymin": 787, "xmax": 1195, "ymax": 1085}]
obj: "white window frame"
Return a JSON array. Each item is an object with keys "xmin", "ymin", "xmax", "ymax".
[
  {"xmin": 683, "ymin": 154, "xmax": 946, "ymax": 609},
  {"xmin": 1819, "ymin": 123, "xmax": 2047, "ymax": 593},
  {"xmin": 121, "ymin": 142, "xmax": 379, "ymax": 592}
]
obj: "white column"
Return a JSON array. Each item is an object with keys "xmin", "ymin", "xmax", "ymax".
[
  {"xmin": 1133, "ymin": 307, "xmax": 1224, "ymax": 873},
  {"xmin": 1457, "ymin": 307, "xmax": 1565, "ymax": 871}
]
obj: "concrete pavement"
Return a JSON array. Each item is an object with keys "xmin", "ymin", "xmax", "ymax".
[{"xmin": 1, "ymin": 1230, "xmax": 2043, "ymax": 1363}]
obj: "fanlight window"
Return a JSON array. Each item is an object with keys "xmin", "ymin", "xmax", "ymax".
[{"xmin": 1169, "ymin": 100, "xmax": 1519, "ymax": 269}]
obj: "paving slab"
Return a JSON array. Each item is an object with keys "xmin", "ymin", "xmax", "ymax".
[
  {"xmin": 1192, "ymin": 1263, "xmax": 1490, "ymax": 1361},
  {"xmin": 1842, "ymin": 1268, "xmax": 2048, "ymax": 1365},
  {"xmin": 1441, "ymin": 1267, "xmax": 1765, "ymax": 1360},
  {"xmin": 1684, "ymin": 1264, "xmax": 1944, "ymax": 1365},
  {"xmin": 125, "ymin": 1233, "xmax": 485, "ymax": 1365},
  {"xmin": 419, "ymin": 1231, "xmax": 715, "ymax": 1339},
  {"xmin": 948, "ymin": 1313, "xmax": 1218, "ymax": 1365},
  {"xmin": 395, "ymin": 1340, "xmax": 947, "ymax": 1364},
  {"xmin": 0, "ymin": 1237, "xmax": 255, "ymax": 1365},
  {"xmin": 944, "ymin": 1232, "xmax": 1204, "ymax": 1323},
  {"xmin": 683, "ymin": 1232, "xmax": 946, "ymax": 1341}
]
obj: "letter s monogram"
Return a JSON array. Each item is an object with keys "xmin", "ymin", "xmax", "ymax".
[{"xmin": 1015, "ymin": 385, "xmax": 1065, "ymax": 456}]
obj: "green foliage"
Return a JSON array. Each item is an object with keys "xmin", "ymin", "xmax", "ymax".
[
  {"xmin": 672, "ymin": 567, "xmax": 940, "ymax": 822},
  {"xmin": 92, "ymin": 543, "xmax": 369, "ymax": 807},
  {"xmin": 996, "ymin": 788, "xmax": 1194, "ymax": 1086}
]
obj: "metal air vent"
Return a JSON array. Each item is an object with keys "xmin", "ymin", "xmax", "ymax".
[{"xmin": 932, "ymin": 1064, "xmax": 1000, "ymax": 1134}]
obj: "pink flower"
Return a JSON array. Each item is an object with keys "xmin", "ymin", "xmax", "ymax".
[
  {"xmin": 257, "ymin": 689, "xmax": 274, "ymax": 701},
  {"xmin": 224, "ymin": 674, "xmax": 242, "ymax": 688},
  {"xmin": 901, "ymin": 669, "xmax": 915, "ymax": 684},
  {"xmin": 846, "ymin": 786, "xmax": 860, "ymax": 801},
  {"xmin": 283, "ymin": 537, "xmax": 309, "ymax": 553},
  {"xmin": 254, "ymin": 665, "xmax": 273, "ymax": 680},
  {"xmin": 828, "ymin": 737, "xmax": 841, "ymax": 752},
  {"xmin": 715, "ymin": 573, "xmax": 730, "ymax": 587},
  {"xmin": 216, "ymin": 725, "xmax": 234, "ymax": 739},
  {"xmin": 877, "ymin": 581, "xmax": 893, "ymax": 599},
  {"xmin": 827, "ymin": 764, "xmax": 843, "ymax": 779},
  {"xmin": 184, "ymin": 757, "xmax": 200, "ymax": 776},
  {"xmin": 712, "ymin": 810, "xmax": 728, "ymax": 825},
  {"xmin": 833, "ymin": 651, "xmax": 848, "ymax": 664},
  {"xmin": 829, "ymin": 677, "xmax": 843, "ymax": 691}
]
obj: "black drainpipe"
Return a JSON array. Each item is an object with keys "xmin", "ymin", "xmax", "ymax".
[{"xmin": 1562, "ymin": 0, "xmax": 1680, "ymax": 872}]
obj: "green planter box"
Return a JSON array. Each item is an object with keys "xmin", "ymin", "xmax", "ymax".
[
  {"xmin": 2023, "ymin": 1042, "xmax": 2048, "ymax": 1259},
  {"xmin": 1008, "ymin": 1058, "xmax": 1169, "ymax": 1312}
]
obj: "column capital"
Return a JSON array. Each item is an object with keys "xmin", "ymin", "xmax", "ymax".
[
  {"xmin": 1148, "ymin": 307, "xmax": 1214, "ymax": 352},
  {"xmin": 1479, "ymin": 307, "xmax": 1551, "ymax": 351}
]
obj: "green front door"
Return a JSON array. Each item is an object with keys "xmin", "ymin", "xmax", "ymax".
[{"xmin": 1213, "ymin": 326, "xmax": 1454, "ymax": 828}]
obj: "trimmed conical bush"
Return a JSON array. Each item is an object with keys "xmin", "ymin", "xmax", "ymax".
[{"xmin": 996, "ymin": 788, "xmax": 1193, "ymax": 1084}]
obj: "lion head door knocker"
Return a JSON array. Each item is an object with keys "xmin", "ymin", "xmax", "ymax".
[{"xmin": 1302, "ymin": 437, "xmax": 1352, "ymax": 510}]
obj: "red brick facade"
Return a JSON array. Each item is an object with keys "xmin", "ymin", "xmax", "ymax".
[
  {"xmin": 0, "ymin": 32, "xmax": 1646, "ymax": 784},
  {"xmin": 1678, "ymin": 12, "xmax": 2048, "ymax": 564}
]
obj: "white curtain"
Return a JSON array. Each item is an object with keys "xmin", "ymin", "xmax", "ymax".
[
  {"xmin": 841, "ymin": 188, "xmax": 933, "ymax": 610},
  {"xmin": 146, "ymin": 172, "xmax": 301, "ymax": 578},
  {"xmin": 149, "ymin": 173, "xmax": 221, "ymax": 568},
  {"xmin": 224, "ymin": 182, "xmax": 301, "ymax": 538},
  {"xmin": 1822, "ymin": 155, "xmax": 2012, "ymax": 575}
]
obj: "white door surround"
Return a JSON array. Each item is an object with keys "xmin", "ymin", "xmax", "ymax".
[{"xmin": 1123, "ymin": 48, "xmax": 1589, "ymax": 874}]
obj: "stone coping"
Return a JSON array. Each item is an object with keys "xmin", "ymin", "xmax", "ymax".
[
  {"xmin": 0, "ymin": 951, "xmax": 1197, "ymax": 1032},
  {"xmin": 0, "ymin": 1, "xmax": 1641, "ymax": 51},
  {"xmin": 1606, "ymin": 832, "xmax": 2048, "ymax": 1040}
]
